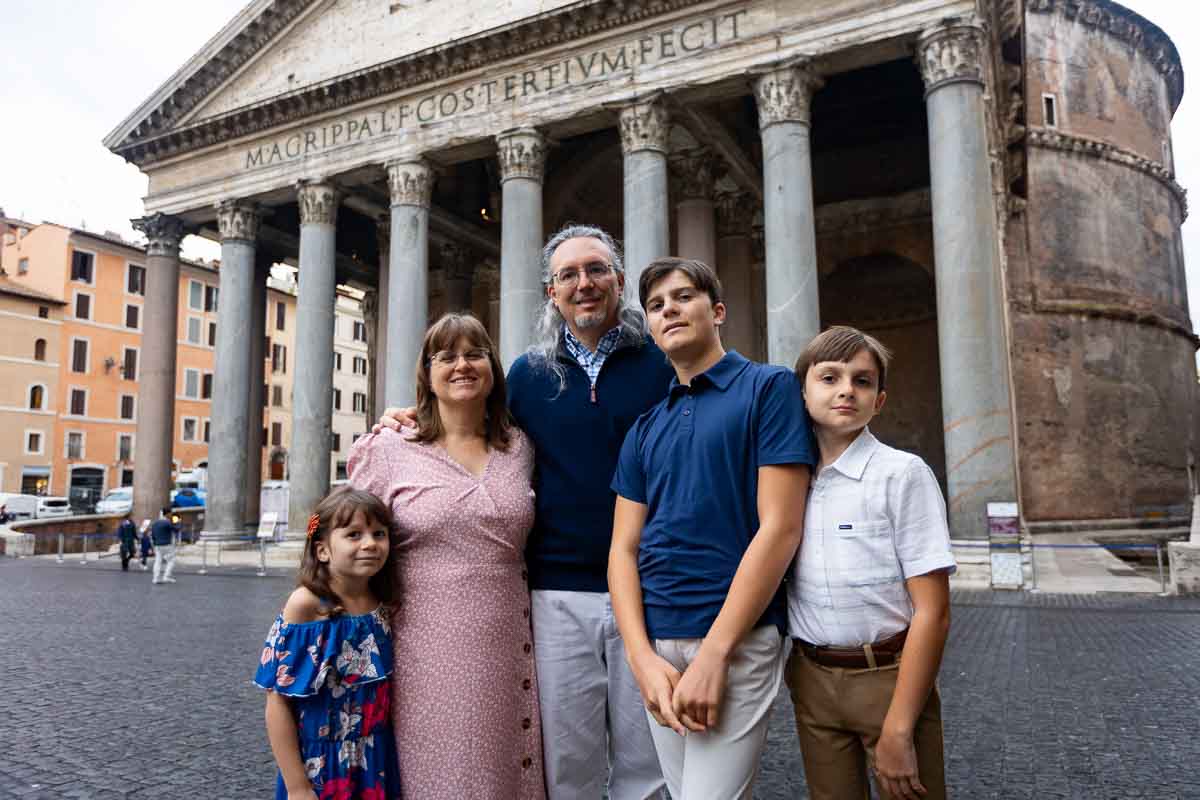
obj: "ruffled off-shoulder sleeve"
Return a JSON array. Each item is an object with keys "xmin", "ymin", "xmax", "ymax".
[{"xmin": 253, "ymin": 609, "xmax": 394, "ymax": 697}]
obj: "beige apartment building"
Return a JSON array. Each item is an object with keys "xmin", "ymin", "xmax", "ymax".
[{"xmin": 0, "ymin": 216, "xmax": 367, "ymax": 509}]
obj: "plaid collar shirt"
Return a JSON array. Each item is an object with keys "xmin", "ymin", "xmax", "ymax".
[{"xmin": 562, "ymin": 324, "xmax": 623, "ymax": 388}]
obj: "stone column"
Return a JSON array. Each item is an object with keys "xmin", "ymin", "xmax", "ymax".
[
  {"xmin": 130, "ymin": 214, "xmax": 184, "ymax": 524},
  {"xmin": 384, "ymin": 160, "xmax": 434, "ymax": 409},
  {"xmin": 917, "ymin": 20, "xmax": 1017, "ymax": 538},
  {"xmin": 496, "ymin": 128, "xmax": 547, "ymax": 369},
  {"xmin": 671, "ymin": 147, "xmax": 718, "ymax": 267},
  {"xmin": 715, "ymin": 191, "xmax": 757, "ymax": 358},
  {"xmin": 755, "ymin": 62, "xmax": 823, "ymax": 366},
  {"xmin": 371, "ymin": 220, "xmax": 390, "ymax": 419},
  {"xmin": 477, "ymin": 262, "xmax": 502, "ymax": 344},
  {"xmin": 619, "ymin": 97, "xmax": 671, "ymax": 292},
  {"xmin": 205, "ymin": 201, "xmax": 262, "ymax": 539},
  {"xmin": 288, "ymin": 180, "xmax": 341, "ymax": 537},
  {"xmin": 243, "ymin": 252, "xmax": 270, "ymax": 525},
  {"xmin": 441, "ymin": 242, "xmax": 475, "ymax": 313}
]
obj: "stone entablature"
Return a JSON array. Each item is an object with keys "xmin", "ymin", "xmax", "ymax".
[
  {"xmin": 133, "ymin": 0, "xmax": 979, "ymax": 216},
  {"xmin": 1027, "ymin": 0, "xmax": 1184, "ymax": 112}
]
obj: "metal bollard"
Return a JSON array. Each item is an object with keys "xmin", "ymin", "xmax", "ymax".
[
  {"xmin": 56, "ymin": 533, "xmax": 65, "ymax": 564},
  {"xmin": 1157, "ymin": 542, "xmax": 1168, "ymax": 595},
  {"xmin": 198, "ymin": 541, "xmax": 208, "ymax": 575},
  {"xmin": 80, "ymin": 534, "xmax": 88, "ymax": 564},
  {"xmin": 216, "ymin": 541, "xmax": 223, "ymax": 567},
  {"xmin": 256, "ymin": 540, "xmax": 267, "ymax": 577}
]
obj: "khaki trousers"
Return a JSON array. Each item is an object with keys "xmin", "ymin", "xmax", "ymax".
[{"xmin": 785, "ymin": 648, "xmax": 946, "ymax": 800}]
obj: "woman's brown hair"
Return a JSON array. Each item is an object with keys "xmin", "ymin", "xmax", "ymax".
[
  {"xmin": 297, "ymin": 486, "xmax": 400, "ymax": 616},
  {"xmin": 412, "ymin": 312, "xmax": 514, "ymax": 450}
]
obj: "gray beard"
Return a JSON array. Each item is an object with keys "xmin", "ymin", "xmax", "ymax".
[{"xmin": 573, "ymin": 309, "xmax": 608, "ymax": 329}]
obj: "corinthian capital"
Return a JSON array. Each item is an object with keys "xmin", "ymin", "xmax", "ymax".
[
  {"xmin": 754, "ymin": 62, "xmax": 823, "ymax": 129},
  {"xmin": 917, "ymin": 20, "xmax": 987, "ymax": 94},
  {"xmin": 132, "ymin": 213, "xmax": 185, "ymax": 257},
  {"xmin": 618, "ymin": 97, "xmax": 670, "ymax": 155},
  {"xmin": 215, "ymin": 200, "xmax": 262, "ymax": 243},
  {"xmin": 715, "ymin": 192, "xmax": 757, "ymax": 239},
  {"xmin": 670, "ymin": 148, "xmax": 720, "ymax": 202},
  {"xmin": 296, "ymin": 180, "xmax": 341, "ymax": 226},
  {"xmin": 496, "ymin": 128, "xmax": 548, "ymax": 183},
  {"xmin": 386, "ymin": 159, "xmax": 435, "ymax": 208}
]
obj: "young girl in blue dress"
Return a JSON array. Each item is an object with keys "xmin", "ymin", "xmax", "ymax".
[{"xmin": 255, "ymin": 487, "xmax": 402, "ymax": 799}]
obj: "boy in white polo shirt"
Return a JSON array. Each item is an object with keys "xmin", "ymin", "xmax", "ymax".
[{"xmin": 788, "ymin": 326, "xmax": 955, "ymax": 800}]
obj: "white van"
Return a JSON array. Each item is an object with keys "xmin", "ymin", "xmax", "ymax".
[
  {"xmin": 0, "ymin": 493, "xmax": 39, "ymax": 521},
  {"xmin": 36, "ymin": 496, "xmax": 72, "ymax": 519}
]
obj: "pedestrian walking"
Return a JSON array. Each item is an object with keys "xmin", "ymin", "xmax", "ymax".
[
  {"xmin": 138, "ymin": 524, "xmax": 153, "ymax": 570},
  {"xmin": 117, "ymin": 513, "xmax": 137, "ymax": 572},
  {"xmin": 254, "ymin": 487, "xmax": 401, "ymax": 800},
  {"xmin": 150, "ymin": 507, "xmax": 178, "ymax": 585}
]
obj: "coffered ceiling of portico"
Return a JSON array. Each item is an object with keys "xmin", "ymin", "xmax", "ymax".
[{"xmin": 185, "ymin": 0, "xmax": 583, "ymax": 124}]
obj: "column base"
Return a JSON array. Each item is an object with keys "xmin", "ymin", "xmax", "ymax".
[
  {"xmin": 1168, "ymin": 542, "xmax": 1200, "ymax": 594},
  {"xmin": 949, "ymin": 539, "xmax": 992, "ymax": 589}
]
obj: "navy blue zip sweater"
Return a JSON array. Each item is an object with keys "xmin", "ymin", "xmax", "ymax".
[{"xmin": 508, "ymin": 334, "xmax": 675, "ymax": 592}]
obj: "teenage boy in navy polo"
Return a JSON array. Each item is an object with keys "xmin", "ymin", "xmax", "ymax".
[
  {"xmin": 609, "ymin": 257, "xmax": 814, "ymax": 799},
  {"xmin": 788, "ymin": 326, "xmax": 954, "ymax": 800}
]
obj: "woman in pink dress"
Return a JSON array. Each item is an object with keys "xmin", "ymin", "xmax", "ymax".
[{"xmin": 348, "ymin": 312, "xmax": 545, "ymax": 800}]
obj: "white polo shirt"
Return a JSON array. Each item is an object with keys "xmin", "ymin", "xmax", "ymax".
[{"xmin": 788, "ymin": 428, "xmax": 955, "ymax": 647}]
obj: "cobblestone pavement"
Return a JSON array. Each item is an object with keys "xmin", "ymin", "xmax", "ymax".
[{"xmin": 2, "ymin": 558, "xmax": 1199, "ymax": 799}]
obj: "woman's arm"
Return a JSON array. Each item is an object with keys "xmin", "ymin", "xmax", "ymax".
[{"xmin": 608, "ymin": 495, "xmax": 686, "ymax": 736}]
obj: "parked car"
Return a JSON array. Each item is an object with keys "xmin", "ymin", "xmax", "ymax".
[
  {"xmin": 95, "ymin": 487, "xmax": 134, "ymax": 515},
  {"xmin": 36, "ymin": 497, "xmax": 72, "ymax": 519},
  {"xmin": 171, "ymin": 488, "xmax": 206, "ymax": 508},
  {"xmin": 0, "ymin": 493, "xmax": 39, "ymax": 521}
]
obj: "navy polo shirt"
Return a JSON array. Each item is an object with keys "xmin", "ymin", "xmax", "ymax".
[{"xmin": 612, "ymin": 351, "xmax": 815, "ymax": 640}]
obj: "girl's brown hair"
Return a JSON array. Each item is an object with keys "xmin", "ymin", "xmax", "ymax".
[
  {"xmin": 297, "ymin": 486, "xmax": 400, "ymax": 616},
  {"xmin": 412, "ymin": 312, "xmax": 514, "ymax": 450}
]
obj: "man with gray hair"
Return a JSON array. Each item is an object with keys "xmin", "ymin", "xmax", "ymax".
[{"xmin": 379, "ymin": 224, "xmax": 673, "ymax": 798}]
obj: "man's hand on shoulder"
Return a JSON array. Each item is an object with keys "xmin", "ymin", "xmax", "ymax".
[{"xmin": 371, "ymin": 406, "xmax": 416, "ymax": 435}]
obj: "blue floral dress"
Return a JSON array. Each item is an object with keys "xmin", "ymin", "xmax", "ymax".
[{"xmin": 254, "ymin": 606, "xmax": 401, "ymax": 800}]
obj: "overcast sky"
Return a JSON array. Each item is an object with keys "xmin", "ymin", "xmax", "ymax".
[{"xmin": 2, "ymin": 0, "xmax": 1198, "ymax": 325}]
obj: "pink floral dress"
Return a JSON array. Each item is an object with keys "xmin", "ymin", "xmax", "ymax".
[{"xmin": 348, "ymin": 426, "xmax": 545, "ymax": 800}]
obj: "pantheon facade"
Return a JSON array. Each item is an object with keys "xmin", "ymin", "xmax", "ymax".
[{"xmin": 107, "ymin": 0, "xmax": 1193, "ymax": 582}]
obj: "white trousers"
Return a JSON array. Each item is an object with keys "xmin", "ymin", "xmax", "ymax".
[
  {"xmin": 531, "ymin": 589, "xmax": 666, "ymax": 800},
  {"xmin": 646, "ymin": 626, "xmax": 787, "ymax": 800},
  {"xmin": 152, "ymin": 543, "xmax": 176, "ymax": 583}
]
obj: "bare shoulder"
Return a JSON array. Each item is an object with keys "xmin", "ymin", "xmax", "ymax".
[{"xmin": 281, "ymin": 586, "xmax": 323, "ymax": 624}]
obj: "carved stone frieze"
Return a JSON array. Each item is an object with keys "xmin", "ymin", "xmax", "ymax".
[
  {"xmin": 496, "ymin": 128, "xmax": 548, "ymax": 183},
  {"xmin": 132, "ymin": 213, "xmax": 185, "ymax": 257},
  {"xmin": 670, "ymin": 148, "xmax": 719, "ymax": 201},
  {"xmin": 916, "ymin": 20, "xmax": 987, "ymax": 94},
  {"xmin": 714, "ymin": 191, "xmax": 756, "ymax": 238},
  {"xmin": 754, "ymin": 63, "xmax": 823, "ymax": 129},
  {"xmin": 386, "ymin": 160, "xmax": 434, "ymax": 208},
  {"xmin": 111, "ymin": 0, "xmax": 712, "ymax": 166},
  {"xmin": 618, "ymin": 98, "xmax": 670, "ymax": 155},
  {"xmin": 1028, "ymin": 0, "xmax": 1184, "ymax": 111},
  {"xmin": 215, "ymin": 200, "xmax": 262, "ymax": 243},
  {"xmin": 1026, "ymin": 127, "xmax": 1188, "ymax": 220},
  {"xmin": 296, "ymin": 180, "xmax": 341, "ymax": 226}
]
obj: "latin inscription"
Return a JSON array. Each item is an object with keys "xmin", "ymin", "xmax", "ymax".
[{"xmin": 244, "ymin": 10, "xmax": 747, "ymax": 169}]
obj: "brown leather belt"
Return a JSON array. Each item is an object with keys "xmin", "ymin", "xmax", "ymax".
[{"xmin": 794, "ymin": 628, "xmax": 908, "ymax": 669}]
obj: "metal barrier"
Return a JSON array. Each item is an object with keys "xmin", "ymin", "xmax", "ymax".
[
  {"xmin": 43, "ymin": 531, "xmax": 273, "ymax": 578},
  {"xmin": 957, "ymin": 540, "xmax": 1170, "ymax": 594}
]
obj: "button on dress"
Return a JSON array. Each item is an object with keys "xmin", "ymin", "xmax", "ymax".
[{"xmin": 349, "ymin": 426, "xmax": 545, "ymax": 799}]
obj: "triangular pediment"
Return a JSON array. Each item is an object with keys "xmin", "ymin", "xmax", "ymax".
[{"xmin": 187, "ymin": 0, "xmax": 584, "ymax": 125}]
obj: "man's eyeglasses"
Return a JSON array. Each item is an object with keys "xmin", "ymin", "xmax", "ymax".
[
  {"xmin": 552, "ymin": 262, "xmax": 613, "ymax": 287},
  {"xmin": 429, "ymin": 348, "xmax": 490, "ymax": 367}
]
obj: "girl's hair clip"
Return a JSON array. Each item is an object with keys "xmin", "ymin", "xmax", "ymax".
[{"xmin": 306, "ymin": 514, "xmax": 321, "ymax": 539}]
